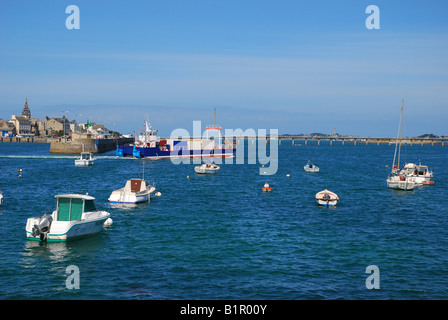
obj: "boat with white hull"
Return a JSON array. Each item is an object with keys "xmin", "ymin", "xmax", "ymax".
[
  {"xmin": 108, "ymin": 179, "xmax": 156, "ymax": 204},
  {"xmin": 75, "ymin": 152, "xmax": 95, "ymax": 166},
  {"xmin": 194, "ymin": 163, "xmax": 220, "ymax": 174},
  {"xmin": 304, "ymin": 160, "xmax": 319, "ymax": 173},
  {"xmin": 386, "ymin": 100, "xmax": 415, "ymax": 191},
  {"xmin": 26, "ymin": 194, "xmax": 111, "ymax": 242},
  {"xmin": 398, "ymin": 162, "xmax": 434, "ymax": 185},
  {"xmin": 315, "ymin": 189, "xmax": 339, "ymax": 206},
  {"xmin": 386, "ymin": 175, "xmax": 416, "ymax": 190}
]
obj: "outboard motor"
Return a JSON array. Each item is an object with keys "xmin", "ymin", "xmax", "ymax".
[{"xmin": 31, "ymin": 214, "xmax": 53, "ymax": 241}]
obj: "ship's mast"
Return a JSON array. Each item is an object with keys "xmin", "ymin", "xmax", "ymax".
[
  {"xmin": 392, "ymin": 99, "xmax": 404, "ymax": 172},
  {"xmin": 397, "ymin": 99, "xmax": 404, "ymax": 170}
]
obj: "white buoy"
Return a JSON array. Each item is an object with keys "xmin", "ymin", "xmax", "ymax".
[
  {"xmin": 104, "ymin": 218, "xmax": 113, "ymax": 227},
  {"xmin": 155, "ymin": 191, "xmax": 162, "ymax": 197},
  {"xmin": 262, "ymin": 182, "xmax": 273, "ymax": 192}
]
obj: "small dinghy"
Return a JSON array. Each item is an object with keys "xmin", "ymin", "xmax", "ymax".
[
  {"xmin": 304, "ymin": 160, "xmax": 319, "ymax": 173},
  {"xmin": 262, "ymin": 183, "xmax": 273, "ymax": 192},
  {"xmin": 194, "ymin": 163, "xmax": 220, "ymax": 174},
  {"xmin": 315, "ymin": 189, "xmax": 339, "ymax": 206}
]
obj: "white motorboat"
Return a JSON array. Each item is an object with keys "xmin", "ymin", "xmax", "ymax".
[
  {"xmin": 75, "ymin": 152, "xmax": 95, "ymax": 166},
  {"xmin": 304, "ymin": 160, "xmax": 319, "ymax": 173},
  {"xmin": 108, "ymin": 179, "xmax": 156, "ymax": 204},
  {"xmin": 315, "ymin": 189, "xmax": 339, "ymax": 206},
  {"xmin": 386, "ymin": 100, "xmax": 415, "ymax": 191},
  {"xmin": 26, "ymin": 194, "xmax": 111, "ymax": 242},
  {"xmin": 398, "ymin": 162, "xmax": 434, "ymax": 185},
  {"xmin": 0, "ymin": 189, "xmax": 3, "ymax": 205},
  {"xmin": 194, "ymin": 163, "xmax": 220, "ymax": 174}
]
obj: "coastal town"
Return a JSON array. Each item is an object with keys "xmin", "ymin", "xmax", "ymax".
[
  {"xmin": 0, "ymin": 98, "xmax": 114, "ymax": 139},
  {"xmin": 1, "ymin": 99, "xmax": 446, "ymax": 149}
]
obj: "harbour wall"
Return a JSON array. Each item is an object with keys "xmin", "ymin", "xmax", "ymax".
[
  {"xmin": 0, "ymin": 136, "xmax": 55, "ymax": 143},
  {"xmin": 49, "ymin": 137, "xmax": 134, "ymax": 154}
]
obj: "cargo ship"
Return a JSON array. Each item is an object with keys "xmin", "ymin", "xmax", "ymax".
[{"xmin": 116, "ymin": 113, "xmax": 235, "ymax": 159}]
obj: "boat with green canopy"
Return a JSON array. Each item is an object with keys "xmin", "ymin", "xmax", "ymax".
[{"xmin": 26, "ymin": 193, "xmax": 111, "ymax": 242}]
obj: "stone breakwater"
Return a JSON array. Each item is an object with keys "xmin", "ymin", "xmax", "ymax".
[
  {"xmin": 50, "ymin": 137, "xmax": 134, "ymax": 154},
  {"xmin": 0, "ymin": 136, "xmax": 55, "ymax": 143}
]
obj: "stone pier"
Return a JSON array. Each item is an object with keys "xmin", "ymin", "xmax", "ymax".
[{"xmin": 50, "ymin": 134, "xmax": 133, "ymax": 154}]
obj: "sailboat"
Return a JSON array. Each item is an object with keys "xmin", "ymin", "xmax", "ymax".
[{"xmin": 386, "ymin": 100, "xmax": 416, "ymax": 191}]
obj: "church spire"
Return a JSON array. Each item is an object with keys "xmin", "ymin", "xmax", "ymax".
[{"xmin": 22, "ymin": 98, "xmax": 31, "ymax": 119}]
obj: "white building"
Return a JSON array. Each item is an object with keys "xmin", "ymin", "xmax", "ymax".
[{"xmin": 8, "ymin": 99, "xmax": 34, "ymax": 136}]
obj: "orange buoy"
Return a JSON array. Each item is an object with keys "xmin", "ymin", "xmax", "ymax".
[{"xmin": 262, "ymin": 183, "xmax": 273, "ymax": 192}]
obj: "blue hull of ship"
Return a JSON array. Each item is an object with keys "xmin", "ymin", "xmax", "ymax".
[{"xmin": 116, "ymin": 145, "xmax": 234, "ymax": 159}]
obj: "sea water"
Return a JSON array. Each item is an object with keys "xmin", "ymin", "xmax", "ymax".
[{"xmin": 0, "ymin": 141, "xmax": 447, "ymax": 299}]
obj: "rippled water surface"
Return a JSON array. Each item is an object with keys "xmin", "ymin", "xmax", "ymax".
[{"xmin": 0, "ymin": 141, "xmax": 447, "ymax": 299}]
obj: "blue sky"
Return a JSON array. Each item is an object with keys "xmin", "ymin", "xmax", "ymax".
[{"xmin": 1, "ymin": 0, "xmax": 447, "ymax": 137}]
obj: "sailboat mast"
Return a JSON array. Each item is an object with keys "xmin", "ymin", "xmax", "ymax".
[
  {"xmin": 392, "ymin": 101, "xmax": 401, "ymax": 171},
  {"xmin": 213, "ymin": 108, "xmax": 216, "ymax": 129},
  {"xmin": 397, "ymin": 99, "xmax": 404, "ymax": 170}
]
